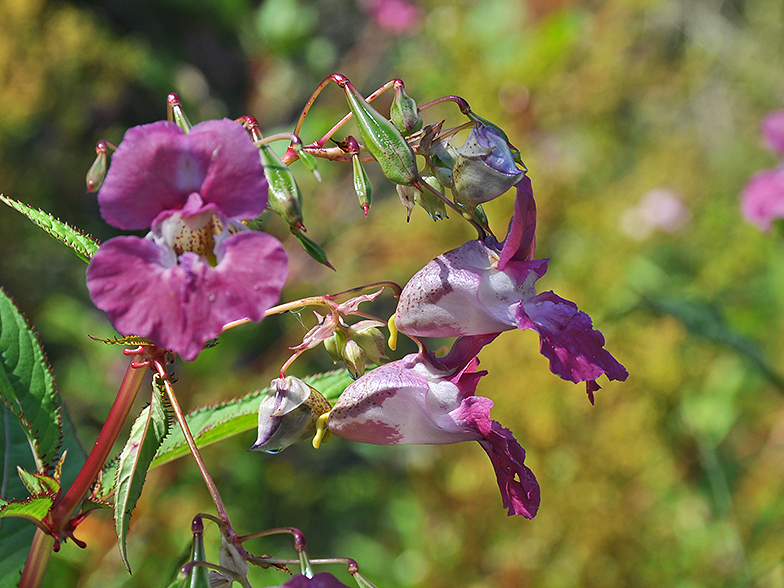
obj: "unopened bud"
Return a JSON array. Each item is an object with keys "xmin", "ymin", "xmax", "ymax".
[
  {"xmin": 259, "ymin": 143, "xmax": 305, "ymax": 230},
  {"xmin": 250, "ymin": 376, "xmax": 331, "ymax": 454},
  {"xmin": 343, "ymin": 339, "xmax": 366, "ymax": 378},
  {"xmin": 451, "ymin": 124, "xmax": 524, "ymax": 208},
  {"xmin": 466, "ymin": 110, "xmax": 524, "ymax": 166},
  {"xmin": 352, "ymin": 153, "xmax": 372, "ymax": 215},
  {"xmin": 167, "ymin": 93, "xmax": 192, "ymax": 133},
  {"xmin": 86, "ymin": 140, "xmax": 109, "ymax": 193},
  {"xmin": 338, "ymin": 76, "xmax": 418, "ymax": 186},
  {"xmin": 348, "ymin": 320, "xmax": 388, "ymax": 365},
  {"xmin": 390, "ymin": 80, "xmax": 422, "ymax": 135}
]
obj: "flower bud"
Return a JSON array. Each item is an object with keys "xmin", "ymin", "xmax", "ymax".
[
  {"xmin": 338, "ymin": 76, "xmax": 418, "ymax": 186},
  {"xmin": 466, "ymin": 110, "xmax": 524, "ymax": 166},
  {"xmin": 348, "ymin": 320, "xmax": 388, "ymax": 365},
  {"xmin": 396, "ymin": 174, "xmax": 446, "ymax": 222},
  {"xmin": 86, "ymin": 140, "xmax": 109, "ymax": 193},
  {"xmin": 259, "ymin": 143, "xmax": 305, "ymax": 230},
  {"xmin": 250, "ymin": 376, "xmax": 331, "ymax": 454},
  {"xmin": 348, "ymin": 135, "xmax": 372, "ymax": 215},
  {"xmin": 323, "ymin": 329, "xmax": 348, "ymax": 364},
  {"xmin": 389, "ymin": 80, "xmax": 422, "ymax": 135},
  {"xmin": 451, "ymin": 124, "xmax": 525, "ymax": 208},
  {"xmin": 343, "ymin": 339, "xmax": 365, "ymax": 378}
]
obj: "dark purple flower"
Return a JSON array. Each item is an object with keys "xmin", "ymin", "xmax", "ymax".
[
  {"xmin": 267, "ymin": 572, "xmax": 352, "ymax": 588},
  {"xmin": 395, "ymin": 177, "xmax": 627, "ymax": 399},
  {"xmin": 742, "ymin": 110, "xmax": 784, "ymax": 231},
  {"xmin": 328, "ymin": 335, "xmax": 541, "ymax": 518},
  {"xmin": 87, "ymin": 118, "xmax": 288, "ymax": 360}
]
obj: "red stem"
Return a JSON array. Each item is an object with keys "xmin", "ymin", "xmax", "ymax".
[{"xmin": 49, "ymin": 355, "xmax": 146, "ymax": 527}]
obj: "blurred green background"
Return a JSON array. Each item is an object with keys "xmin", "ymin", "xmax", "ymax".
[{"xmin": 2, "ymin": 0, "xmax": 784, "ymax": 586}]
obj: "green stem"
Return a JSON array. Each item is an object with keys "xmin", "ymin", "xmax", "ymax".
[
  {"xmin": 158, "ymin": 367, "xmax": 230, "ymax": 525},
  {"xmin": 18, "ymin": 529, "xmax": 54, "ymax": 588}
]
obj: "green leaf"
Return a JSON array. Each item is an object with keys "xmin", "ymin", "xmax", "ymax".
[
  {"xmin": 16, "ymin": 467, "xmax": 59, "ymax": 497},
  {"xmin": 0, "ymin": 495, "xmax": 54, "ymax": 523},
  {"xmin": 150, "ymin": 369, "xmax": 353, "ymax": 468},
  {"xmin": 0, "ymin": 406, "xmax": 38, "ymax": 587},
  {"xmin": 0, "ymin": 195, "xmax": 100, "ymax": 263},
  {"xmin": 114, "ymin": 387, "xmax": 170, "ymax": 573},
  {"xmin": 0, "ymin": 287, "xmax": 63, "ymax": 471}
]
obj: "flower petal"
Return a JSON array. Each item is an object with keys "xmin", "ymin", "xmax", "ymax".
[
  {"xmin": 395, "ymin": 242, "xmax": 516, "ymax": 337},
  {"xmin": 271, "ymin": 573, "xmax": 352, "ymax": 588},
  {"xmin": 740, "ymin": 167, "xmax": 784, "ymax": 231},
  {"xmin": 477, "ymin": 421, "xmax": 541, "ymax": 518},
  {"xmin": 86, "ymin": 231, "xmax": 287, "ymax": 360},
  {"xmin": 498, "ymin": 176, "xmax": 537, "ymax": 269},
  {"xmin": 98, "ymin": 119, "xmax": 267, "ymax": 230},
  {"xmin": 515, "ymin": 291, "xmax": 628, "ymax": 389}
]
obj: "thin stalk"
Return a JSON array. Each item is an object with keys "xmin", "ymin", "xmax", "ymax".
[
  {"xmin": 157, "ymin": 363, "xmax": 229, "ymax": 525},
  {"xmin": 17, "ymin": 529, "xmax": 54, "ymax": 588}
]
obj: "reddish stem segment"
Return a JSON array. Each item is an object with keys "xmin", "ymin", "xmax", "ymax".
[{"xmin": 50, "ymin": 354, "xmax": 146, "ymax": 530}]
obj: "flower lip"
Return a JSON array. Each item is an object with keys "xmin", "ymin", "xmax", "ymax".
[{"xmin": 98, "ymin": 118, "xmax": 268, "ymax": 230}]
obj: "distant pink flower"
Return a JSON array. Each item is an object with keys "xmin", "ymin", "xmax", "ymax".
[
  {"xmin": 367, "ymin": 0, "xmax": 422, "ymax": 35},
  {"xmin": 395, "ymin": 177, "xmax": 627, "ymax": 401},
  {"xmin": 742, "ymin": 110, "xmax": 784, "ymax": 231},
  {"xmin": 87, "ymin": 119, "xmax": 288, "ymax": 360},
  {"xmin": 328, "ymin": 335, "xmax": 541, "ymax": 518}
]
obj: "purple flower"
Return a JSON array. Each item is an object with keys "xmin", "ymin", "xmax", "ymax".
[
  {"xmin": 267, "ymin": 573, "xmax": 352, "ymax": 588},
  {"xmin": 742, "ymin": 110, "xmax": 784, "ymax": 231},
  {"xmin": 87, "ymin": 119, "xmax": 288, "ymax": 360},
  {"xmin": 395, "ymin": 176, "xmax": 628, "ymax": 400},
  {"xmin": 328, "ymin": 335, "xmax": 541, "ymax": 518}
]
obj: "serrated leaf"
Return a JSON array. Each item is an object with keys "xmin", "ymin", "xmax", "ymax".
[
  {"xmin": 0, "ymin": 495, "xmax": 54, "ymax": 523},
  {"xmin": 0, "ymin": 287, "xmax": 63, "ymax": 471},
  {"xmin": 114, "ymin": 389, "xmax": 170, "ymax": 573},
  {"xmin": 1, "ymin": 195, "xmax": 100, "ymax": 263},
  {"xmin": 16, "ymin": 467, "xmax": 59, "ymax": 497},
  {"xmin": 150, "ymin": 370, "xmax": 353, "ymax": 468},
  {"xmin": 0, "ymin": 406, "xmax": 38, "ymax": 587}
]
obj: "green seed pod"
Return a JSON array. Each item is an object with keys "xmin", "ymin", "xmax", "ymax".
[
  {"xmin": 259, "ymin": 143, "xmax": 305, "ymax": 230},
  {"xmin": 339, "ymin": 77, "xmax": 418, "ymax": 186},
  {"xmin": 352, "ymin": 153, "xmax": 372, "ymax": 215},
  {"xmin": 390, "ymin": 80, "xmax": 423, "ymax": 135}
]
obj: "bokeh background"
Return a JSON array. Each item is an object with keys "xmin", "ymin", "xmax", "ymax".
[{"xmin": 2, "ymin": 0, "xmax": 784, "ymax": 586}]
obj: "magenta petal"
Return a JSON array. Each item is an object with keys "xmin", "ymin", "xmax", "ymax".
[
  {"xmin": 98, "ymin": 119, "xmax": 267, "ymax": 230},
  {"xmin": 763, "ymin": 110, "xmax": 784, "ymax": 155},
  {"xmin": 275, "ymin": 573, "xmax": 352, "ymax": 588},
  {"xmin": 741, "ymin": 167, "xmax": 784, "ymax": 231},
  {"xmin": 477, "ymin": 421, "xmax": 540, "ymax": 518},
  {"xmin": 516, "ymin": 291, "xmax": 628, "ymax": 387},
  {"xmin": 86, "ymin": 231, "xmax": 287, "ymax": 360},
  {"xmin": 498, "ymin": 176, "xmax": 537, "ymax": 269}
]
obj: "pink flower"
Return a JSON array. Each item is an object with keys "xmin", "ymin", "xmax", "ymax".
[
  {"xmin": 742, "ymin": 110, "xmax": 784, "ymax": 231},
  {"xmin": 395, "ymin": 177, "xmax": 627, "ymax": 400},
  {"xmin": 87, "ymin": 119, "xmax": 288, "ymax": 360},
  {"xmin": 328, "ymin": 335, "xmax": 541, "ymax": 518},
  {"xmin": 268, "ymin": 573, "xmax": 351, "ymax": 588}
]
